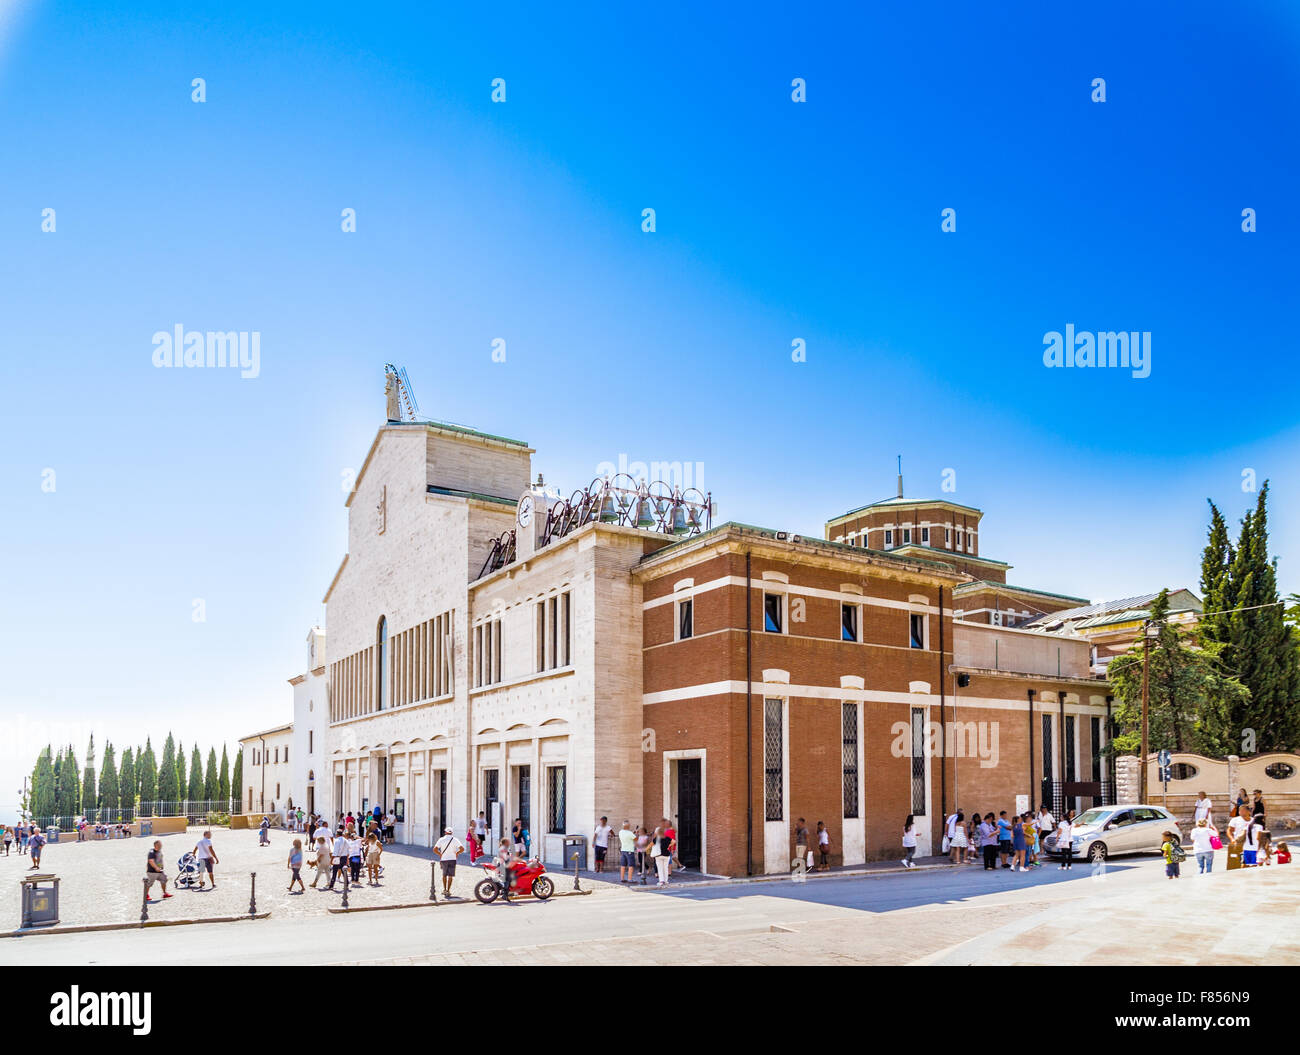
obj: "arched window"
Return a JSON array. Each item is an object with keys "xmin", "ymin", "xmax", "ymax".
[{"xmin": 377, "ymin": 616, "xmax": 389, "ymax": 711}]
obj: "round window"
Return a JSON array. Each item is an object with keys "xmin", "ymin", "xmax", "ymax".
[
  {"xmin": 1168, "ymin": 762, "xmax": 1197, "ymax": 780},
  {"xmin": 1264, "ymin": 762, "xmax": 1295, "ymax": 780}
]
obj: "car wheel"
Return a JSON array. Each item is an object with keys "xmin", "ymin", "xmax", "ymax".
[{"xmin": 1087, "ymin": 842, "xmax": 1108, "ymax": 862}]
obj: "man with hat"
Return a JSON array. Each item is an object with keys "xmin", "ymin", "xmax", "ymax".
[{"xmin": 433, "ymin": 826, "xmax": 467, "ymax": 898}]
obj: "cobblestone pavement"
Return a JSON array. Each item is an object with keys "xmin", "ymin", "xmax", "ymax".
[{"xmin": 0, "ymin": 827, "xmax": 602, "ymax": 929}]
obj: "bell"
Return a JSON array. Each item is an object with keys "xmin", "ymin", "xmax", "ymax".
[
  {"xmin": 671, "ymin": 502, "xmax": 689, "ymax": 534},
  {"xmin": 636, "ymin": 498, "xmax": 656, "ymax": 529},
  {"xmin": 599, "ymin": 489, "xmax": 619, "ymax": 523}
]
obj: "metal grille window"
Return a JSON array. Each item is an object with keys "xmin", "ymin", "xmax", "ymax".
[
  {"xmin": 678, "ymin": 598, "xmax": 693, "ymax": 640},
  {"xmin": 518, "ymin": 765, "xmax": 531, "ymax": 828},
  {"xmin": 764, "ymin": 698, "xmax": 783, "ymax": 821},
  {"xmin": 841, "ymin": 603, "xmax": 858, "ymax": 642},
  {"xmin": 547, "ymin": 766, "xmax": 566, "ymax": 834},
  {"xmin": 910, "ymin": 707, "xmax": 927, "ymax": 815},
  {"xmin": 1090, "ymin": 717, "xmax": 1103, "ymax": 782},
  {"xmin": 1042, "ymin": 714, "xmax": 1054, "ymax": 780},
  {"xmin": 842, "ymin": 702, "xmax": 859, "ymax": 819},
  {"xmin": 1065, "ymin": 716, "xmax": 1076, "ymax": 782}
]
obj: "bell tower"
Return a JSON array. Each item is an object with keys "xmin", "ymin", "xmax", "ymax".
[{"xmin": 514, "ymin": 474, "xmax": 557, "ymax": 562}]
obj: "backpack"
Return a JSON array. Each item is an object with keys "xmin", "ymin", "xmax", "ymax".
[{"xmin": 1169, "ymin": 841, "xmax": 1187, "ymax": 863}]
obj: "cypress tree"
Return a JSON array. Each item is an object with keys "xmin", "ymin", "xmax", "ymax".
[
  {"xmin": 98, "ymin": 742, "xmax": 119, "ymax": 812},
  {"xmin": 58, "ymin": 744, "xmax": 80, "ymax": 819},
  {"xmin": 188, "ymin": 745, "xmax": 204, "ymax": 803},
  {"xmin": 157, "ymin": 734, "xmax": 178, "ymax": 808},
  {"xmin": 1200, "ymin": 500, "xmax": 1233, "ymax": 651},
  {"xmin": 219, "ymin": 746, "xmax": 231, "ymax": 807},
  {"xmin": 204, "ymin": 748, "xmax": 219, "ymax": 801},
  {"xmin": 82, "ymin": 735, "xmax": 97, "ymax": 816},
  {"xmin": 32, "ymin": 746, "xmax": 55, "ymax": 820},
  {"xmin": 175, "ymin": 740, "xmax": 187, "ymax": 803},
  {"xmin": 138, "ymin": 738, "xmax": 158, "ymax": 808},
  {"xmin": 119, "ymin": 747, "xmax": 136, "ymax": 819},
  {"xmin": 232, "ymin": 749, "xmax": 243, "ymax": 812}
]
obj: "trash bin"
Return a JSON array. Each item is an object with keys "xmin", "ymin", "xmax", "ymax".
[
  {"xmin": 139, "ymin": 821, "xmax": 152, "ymax": 838},
  {"xmin": 562, "ymin": 835, "xmax": 587, "ymax": 872},
  {"xmin": 45, "ymin": 826, "xmax": 59, "ymax": 844},
  {"xmin": 20, "ymin": 874, "xmax": 60, "ymax": 928}
]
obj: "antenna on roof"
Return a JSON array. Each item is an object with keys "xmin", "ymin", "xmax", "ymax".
[
  {"xmin": 383, "ymin": 364, "xmax": 421, "ymax": 422},
  {"xmin": 896, "ymin": 455, "xmax": 903, "ymax": 499}
]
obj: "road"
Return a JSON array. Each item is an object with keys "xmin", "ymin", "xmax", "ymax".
[{"xmin": 3, "ymin": 853, "xmax": 1294, "ymax": 965}]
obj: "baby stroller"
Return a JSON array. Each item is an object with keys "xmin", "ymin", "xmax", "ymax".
[{"xmin": 174, "ymin": 852, "xmax": 203, "ymax": 889}]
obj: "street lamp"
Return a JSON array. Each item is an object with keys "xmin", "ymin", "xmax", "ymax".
[{"xmin": 1140, "ymin": 620, "xmax": 1161, "ymax": 802}]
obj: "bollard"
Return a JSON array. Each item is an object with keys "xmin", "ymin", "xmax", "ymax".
[
  {"xmin": 341, "ymin": 869, "xmax": 350, "ymax": 909},
  {"xmin": 141, "ymin": 877, "xmax": 150, "ymax": 923},
  {"xmin": 429, "ymin": 859, "xmax": 437, "ymax": 902},
  {"xmin": 571, "ymin": 851, "xmax": 582, "ymax": 891},
  {"xmin": 249, "ymin": 872, "xmax": 257, "ymax": 918}
]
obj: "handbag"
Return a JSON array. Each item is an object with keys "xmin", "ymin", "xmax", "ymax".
[
  {"xmin": 941, "ymin": 835, "xmax": 950, "ymax": 853},
  {"xmin": 1210, "ymin": 835, "xmax": 1223, "ymax": 850}
]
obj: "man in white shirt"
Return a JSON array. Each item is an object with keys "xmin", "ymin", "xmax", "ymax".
[
  {"xmin": 592, "ymin": 816, "xmax": 613, "ymax": 873},
  {"xmin": 192, "ymin": 830, "xmax": 218, "ymax": 890},
  {"xmin": 328, "ymin": 832, "xmax": 349, "ymax": 890},
  {"xmin": 314, "ymin": 821, "xmax": 331, "ymax": 847},
  {"xmin": 433, "ymin": 827, "xmax": 467, "ymax": 897}
]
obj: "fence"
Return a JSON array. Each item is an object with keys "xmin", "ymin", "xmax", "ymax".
[{"xmin": 17, "ymin": 800, "xmax": 237, "ymax": 832}]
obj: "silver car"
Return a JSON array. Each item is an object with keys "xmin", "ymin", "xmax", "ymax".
[{"xmin": 1042, "ymin": 804, "xmax": 1182, "ymax": 862}]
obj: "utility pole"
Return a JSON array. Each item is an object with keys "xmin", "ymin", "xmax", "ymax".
[{"xmin": 1140, "ymin": 621, "xmax": 1152, "ymax": 803}]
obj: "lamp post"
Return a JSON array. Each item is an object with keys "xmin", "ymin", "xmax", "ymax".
[{"xmin": 1139, "ymin": 620, "xmax": 1160, "ymax": 803}]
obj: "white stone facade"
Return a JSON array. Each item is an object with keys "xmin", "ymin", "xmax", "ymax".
[
  {"xmin": 239, "ymin": 724, "xmax": 293, "ymax": 816},
  {"xmin": 289, "ymin": 627, "xmax": 327, "ymax": 818}
]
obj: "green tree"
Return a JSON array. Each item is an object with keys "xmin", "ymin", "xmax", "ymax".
[
  {"xmin": 31, "ymin": 746, "xmax": 55, "ymax": 819},
  {"xmin": 175, "ymin": 740, "xmax": 187, "ymax": 803},
  {"xmin": 232, "ymin": 749, "xmax": 243, "ymax": 812},
  {"xmin": 81, "ymin": 734, "xmax": 98, "ymax": 816},
  {"xmin": 119, "ymin": 746, "xmax": 136, "ymax": 819},
  {"xmin": 1108, "ymin": 589, "xmax": 1249, "ymax": 756},
  {"xmin": 157, "ymin": 734, "xmax": 178, "ymax": 808},
  {"xmin": 187, "ymin": 745, "xmax": 204, "ymax": 802},
  {"xmin": 218, "ymin": 745, "xmax": 231, "ymax": 806},
  {"xmin": 98, "ymin": 742, "xmax": 119, "ymax": 812},
  {"xmin": 57, "ymin": 744, "xmax": 80, "ymax": 819},
  {"xmin": 204, "ymin": 748, "xmax": 219, "ymax": 801},
  {"xmin": 138, "ymin": 738, "xmax": 158, "ymax": 807}
]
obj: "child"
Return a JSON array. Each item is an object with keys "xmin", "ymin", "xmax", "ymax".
[
  {"xmin": 901, "ymin": 815, "xmax": 917, "ymax": 869},
  {"xmin": 1260, "ymin": 831, "xmax": 1273, "ymax": 866},
  {"xmin": 366, "ymin": 832, "xmax": 383, "ymax": 885},
  {"xmin": 287, "ymin": 838, "xmax": 305, "ymax": 893},
  {"xmin": 1161, "ymin": 831, "xmax": 1182, "ymax": 879},
  {"xmin": 1023, "ymin": 814, "xmax": 1037, "ymax": 868},
  {"xmin": 1275, "ymin": 841, "xmax": 1291, "ymax": 865}
]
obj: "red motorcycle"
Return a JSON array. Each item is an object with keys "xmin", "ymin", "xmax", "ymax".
[{"xmin": 475, "ymin": 858, "xmax": 554, "ymax": 903}]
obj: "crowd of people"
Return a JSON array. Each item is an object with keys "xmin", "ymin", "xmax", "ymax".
[
  {"xmin": 2, "ymin": 824, "xmax": 47, "ymax": 869},
  {"xmin": 942, "ymin": 804, "xmax": 1078, "ymax": 871}
]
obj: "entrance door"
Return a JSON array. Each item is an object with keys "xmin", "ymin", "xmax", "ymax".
[
  {"xmin": 676, "ymin": 759, "xmax": 702, "ymax": 870},
  {"xmin": 307, "ymin": 786, "xmax": 315, "ymax": 816}
]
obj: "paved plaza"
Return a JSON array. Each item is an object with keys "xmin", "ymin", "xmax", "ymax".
[
  {"xmin": 4, "ymin": 832, "xmax": 1297, "ymax": 965},
  {"xmin": 0, "ymin": 826, "xmax": 601, "ymax": 930}
]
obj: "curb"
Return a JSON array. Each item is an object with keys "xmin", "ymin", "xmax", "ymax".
[
  {"xmin": 618, "ymin": 861, "xmax": 958, "ymax": 892},
  {"xmin": 3, "ymin": 912, "xmax": 272, "ymax": 938},
  {"xmin": 326, "ymin": 888, "xmax": 593, "ymax": 914}
]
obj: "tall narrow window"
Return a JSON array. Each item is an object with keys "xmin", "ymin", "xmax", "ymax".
[
  {"xmin": 548, "ymin": 596, "xmax": 558, "ymax": 668},
  {"xmin": 921, "ymin": 526, "xmax": 930, "ymax": 545},
  {"xmin": 517, "ymin": 765, "xmax": 531, "ymax": 829},
  {"xmin": 561, "ymin": 592, "xmax": 571, "ymax": 665},
  {"xmin": 763, "ymin": 593, "xmax": 783, "ymax": 634},
  {"xmin": 842, "ymin": 702, "xmax": 859, "ymax": 818},
  {"xmin": 1090, "ymin": 716, "xmax": 1102, "ymax": 782},
  {"xmin": 764, "ymin": 698, "xmax": 784, "ymax": 821},
  {"xmin": 910, "ymin": 706, "xmax": 927, "ymax": 815},
  {"xmin": 884, "ymin": 529, "xmax": 894, "ymax": 548},
  {"xmin": 1065, "ymin": 715, "xmax": 1077, "ymax": 782},
  {"xmin": 309, "ymin": 730, "xmax": 313, "ymax": 754},
  {"xmin": 841, "ymin": 603, "xmax": 859, "ymax": 642},
  {"xmin": 1042, "ymin": 714, "xmax": 1054, "ymax": 781},
  {"xmin": 536, "ymin": 601, "xmax": 546, "ymax": 673},
  {"xmin": 493, "ymin": 619, "xmax": 502, "ymax": 683},
  {"xmin": 547, "ymin": 766, "xmax": 567, "ymax": 834},
  {"xmin": 945, "ymin": 527, "xmax": 951, "ymax": 546},
  {"xmin": 909, "ymin": 612, "xmax": 925, "ymax": 649},
  {"xmin": 376, "ymin": 616, "xmax": 389, "ymax": 711},
  {"xmin": 678, "ymin": 598, "xmax": 694, "ymax": 640},
  {"xmin": 902, "ymin": 527, "xmax": 912, "ymax": 544}
]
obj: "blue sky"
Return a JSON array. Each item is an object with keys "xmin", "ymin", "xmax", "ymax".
[{"xmin": 1, "ymin": 1, "xmax": 1298, "ymax": 818}]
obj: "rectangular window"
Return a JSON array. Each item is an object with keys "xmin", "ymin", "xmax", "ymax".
[
  {"xmin": 284, "ymin": 746, "xmax": 288, "ymax": 763},
  {"xmin": 945, "ymin": 527, "xmax": 951, "ymax": 546},
  {"xmin": 547, "ymin": 766, "xmax": 567, "ymax": 834},
  {"xmin": 842, "ymin": 702, "xmax": 859, "ymax": 819},
  {"xmin": 841, "ymin": 603, "xmax": 858, "ymax": 642},
  {"xmin": 484, "ymin": 769, "xmax": 499, "ymax": 812},
  {"xmin": 763, "ymin": 593, "xmax": 783, "ymax": 634},
  {"xmin": 517, "ymin": 765, "xmax": 531, "ymax": 829},
  {"xmin": 1042, "ymin": 714, "xmax": 1054, "ymax": 781},
  {"xmin": 909, "ymin": 612, "xmax": 925, "ymax": 649},
  {"xmin": 678, "ymin": 597, "xmax": 694, "ymax": 640},
  {"xmin": 536, "ymin": 602, "xmax": 545, "ymax": 673},
  {"xmin": 475, "ymin": 624, "xmax": 484, "ymax": 686},
  {"xmin": 1065, "ymin": 715, "xmax": 1077, "ymax": 782},
  {"xmin": 547, "ymin": 596, "xmax": 558, "ymax": 669},
  {"xmin": 764, "ymin": 698, "xmax": 784, "ymax": 821},
  {"xmin": 902, "ymin": 527, "xmax": 912, "ymax": 544},
  {"xmin": 884, "ymin": 529, "xmax": 893, "ymax": 548},
  {"xmin": 967, "ymin": 531, "xmax": 974, "ymax": 551},
  {"xmin": 1090, "ymin": 717, "xmax": 1102, "ymax": 782},
  {"xmin": 921, "ymin": 526, "xmax": 929, "ymax": 545},
  {"xmin": 309, "ymin": 730, "xmax": 313, "ymax": 754},
  {"xmin": 493, "ymin": 619, "xmax": 502, "ymax": 683},
  {"xmin": 561, "ymin": 592, "xmax": 571, "ymax": 665},
  {"xmin": 910, "ymin": 707, "xmax": 927, "ymax": 816}
]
